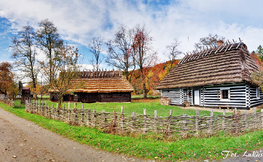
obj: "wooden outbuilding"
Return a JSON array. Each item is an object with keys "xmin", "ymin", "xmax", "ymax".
[
  {"xmin": 156, "ymin": 40, "xmax": 263, "ymax": 109},
  {"xmin": 49, "ymin": 70, "xmax": 134, "ymax": 103},
  {"xmin": 21, "ymin": 87, "xmax": 31, "ymax": 104}
]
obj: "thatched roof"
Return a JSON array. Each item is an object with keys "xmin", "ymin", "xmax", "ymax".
[
  {"xmin": 156, "ymin": 41, "xmax": 259, "ymax": 90},
  {"xmin": 49, "ymin": 70, "xmax": 134, "ymax": 93}
]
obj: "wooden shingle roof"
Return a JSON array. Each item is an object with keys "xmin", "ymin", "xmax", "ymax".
[
  {"xmin": 156, "ymin": 41, "xmax": 259, "ymax": 90},
  {"xmin": 49, "ymin": 70, "xmax": 134, "ymax": 93}
]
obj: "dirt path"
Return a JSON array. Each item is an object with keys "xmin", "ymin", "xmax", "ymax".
[{"xmin": 0, "ymin": 108, "xmax": 152, "ymax": 162}]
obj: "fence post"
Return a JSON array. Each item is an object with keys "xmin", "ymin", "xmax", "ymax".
[
  {"xmin": 208, "ymin": 109, "xmax": 213, "ymax": 134},
  {"xmin": 86, "ymin": 109, "xmax": 91, "ymax": 126},
  {"xmin": 234, "ymin": 108, "xmax": 239, "ymax": 134},
  {"xmin": 93, "ymin": 109, "xmax": 96, "ymax": 127},
  {"xmin": 195, "ymin": 109, "xmax": 199, "ymax": 135},
  {"xmin": 222, "ymin": 109, "xmax": 226, "ymax": 131},
  {"xmin": 121, "ymin": 106, "xmax": 124, "ymax": 133},
  {"xmin": 81, "ymin": 104, "xmax": 84, "ymax": 126},
  {"xmin": 52, "ymin": 104, "xmax": 54, "ymax": 119},
  {"xmin": 261, "ymin": 109, "xmax": 263, "ymax": 129},
  {"xmin": 102, "ymin": 110, "xmax": 106, "ymax": 127},
  {"xmin": 167, "ymin": 110, "xmax": 172, "ymax": 135},
  {"xmin": 254, "ymin": 107, "xmax": 257, "ymax": 129},
  {"xmin": 143, "ymin": 109, "xmax": 147, "ymax": 133},
  {"xmin": 154, "ymin": 110, "xmax": 158, "ymax": 133},
  {"xmin": 74, "ymin": 103, "xmax": 78, "ymax": 125},
  {"xmin": 57, "ymin": 103, "xmax": 59, "ymax": 120},
  {"xmin": 244, "ymin": 110, "xmax": 248, "ymax": 130},
  {"xmin": 62, "ymin": 104, "xmax": 65, "ymax": 121},
  {"xmin": 131, "ymin": 112, "xmax": 135, "ymax": 132},
  {"xmin": 182, "ymin": 114, "xmax": 187, "ymax": 136}
]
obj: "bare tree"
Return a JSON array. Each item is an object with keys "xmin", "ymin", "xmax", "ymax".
[
  {"xmin": 11, "ymin": 26, "xmax": 39, "ymax": 99},
  {"xmin": 195, "ymin": 34, "xmax": 225, "ymax": 50},
  {"xmin": 166, "ymin": 38, "xmax": 182, "ymax": 72},
  {"xmin": 132, "ymin": 24, "xmax": 157, "ymax": 99},
  {"xmin": 39, "ymin": 44, "xmax": 80, "ymax": 108},
  {"xmin": 36, "ymin": 19, "xmax": 63, "ymax": 85},
  {"xmin": 106, "ymin": 25, "xmax": 134, "ymax": 79},
  {"xmin": 88, "ymin": 37, "xmax": 104, "ymax": 71}
]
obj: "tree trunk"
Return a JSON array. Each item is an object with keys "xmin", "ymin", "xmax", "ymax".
[{"xmin": 143, "ymin": 83, "xmax": 147, "ymax": 99}]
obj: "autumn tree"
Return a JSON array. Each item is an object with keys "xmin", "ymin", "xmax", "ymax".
[
  {"xmin": 40, "ymin": 44, "xmax": 80, "ymax": 108},
  {"xmin": 36, "ymin": 19, "xmax": 63, "ymax": 85},
  {"xmin": 106, "ymin": 25, "xmax": 135, "ymax": 79},
  {"xmin": 166, "ymin": 38, "xmax": 181, "ymax": 72},
  {"xmin": 195, "ymin": 34, "xmax": 225, "ymax": 49},
  {"xmin": 131, "ymin": 24, "xmax": 157, "ymax": 99},
  {"xmin": 11, "ymin": 26, "xmax": 39, "ymax": 99},
  {"xmin": 256, "ymin": 45, "xmax": 263, "ymax": 61},
  {"xmin": 0, "ymin": 62, "xmax": 13, "ymax": 96},
  {"xmin": 88, "ymin": 37, "xmax": 104, "ymax": 71}
]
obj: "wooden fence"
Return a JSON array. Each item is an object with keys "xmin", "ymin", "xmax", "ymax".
[
  {"xmin": 25, "ymin": 100, "xmax": 263, "ymax": 137},
  {"xmin": 0, "ymin": 98, "xmax": 14, "ymax": 107}
]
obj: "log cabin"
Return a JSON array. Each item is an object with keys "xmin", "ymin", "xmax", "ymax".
[
  {"xmin": 49, "ymin": 70, "xmax": 134, "ymax": 103},
  {"xmin": 156, "ymin": 40, "xmax": 263, "ymax": 109}
]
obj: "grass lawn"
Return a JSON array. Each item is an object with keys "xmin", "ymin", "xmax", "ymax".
[
  {"xmin": 24, "ymin": 99, "xmax": 229, "ymax": 117},
  {"xmin": 8, "ymin": 100, "xmax": 263, "ymax": 161}
]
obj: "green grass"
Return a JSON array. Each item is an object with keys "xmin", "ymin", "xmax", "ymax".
[
  {"xmin": 3, "ymin": 101, "xmax": 263, "ymax": 161},
  {"xmin": 26, "ymin": 99, "xmax": 229, "ymax": 117}
]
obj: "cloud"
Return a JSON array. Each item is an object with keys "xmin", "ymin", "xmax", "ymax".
[{"xmin": 0, "ymin": 0, "xmax": 263, "ymax": 63}]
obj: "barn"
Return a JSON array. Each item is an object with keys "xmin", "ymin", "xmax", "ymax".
[
  {"xmin": 49, "ymin": 70, "xmax": 134, "ymax": 103},
  {"xmin": 156, "ymin": 40, "xmax": 263, "ymax": 109}
]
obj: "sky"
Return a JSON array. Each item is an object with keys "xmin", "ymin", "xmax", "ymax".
[{"xmin": 1, "ymin": 0, "xmax": 263, "ymax": 72}]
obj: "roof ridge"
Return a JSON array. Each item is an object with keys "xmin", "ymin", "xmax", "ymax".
[{"xmin": 178, "ymin": 39, "xmax": 244, "ymax": 65}]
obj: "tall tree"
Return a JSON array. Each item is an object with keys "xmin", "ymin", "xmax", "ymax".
[
  {"xmin": 256, "ymin": 45, "xmax": 263, "ymax": 61},
  {"xmin": 88, "ymin": 37, "xmax": 104, "ymax": 71},
  {"xmin": 39, "ymin": 44, "xmax": 80, "ymax": 108},
  {"xmin": 195, "ymin": 34, "xmax": 225, "ymax": 49},
  {"xmin": 0, "ymin": 62, "xmax": 13, "ymax": 96},
  {"xmin": 11, "ymin": 26, "xmax": 39, "ymax": 99},
  {"xmin": 132, "ymin": 24, "xmax": 157, "ymax": 99},
  {"xmin": 106, "ymin": 25, "xmax": 134, "ymax": 79},
  {"xmin": 166, "ymin": 38, "xmax": 182, "ymax": 72},
  {"xmin": 36, "ymin": 19, "xmax": 63, "ymax": 85}
]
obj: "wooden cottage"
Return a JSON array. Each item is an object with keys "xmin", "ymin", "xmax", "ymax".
[
  {"xmin": 49, "ymin": 70, "xmax": 134, "ymax": 103},
  {"xmin": 156, "ymin": 41, "xmax": 263, "ymax": 109}
]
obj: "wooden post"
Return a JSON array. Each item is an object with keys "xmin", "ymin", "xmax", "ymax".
[
  {"xmin": 120, "ymin": 106, "xmax": 124, "ymax": 133},
  {"xmin": 57, "ymin": 103, "xmax": 59, "ymax": 120},
  {"xmin": 254, "ymin": 107, "xmax": 257, "ymax": 129},
  {"xmin": 86, "ymin": 109, "xmax": 91, "ymax": 126},
  {"xmin": 195, "ymin": 109, "xmax": 199, "ymax": 135},
  {"xmin": 234, "ymin": 108, "xmax": 238, "ymax": 134},
  {"xmin": 93, "ymin": 109, "xmax": 96, "ymax": 127},
  {"xmin": 167, "ymin": 110, "xmax": 172, "ymax": 135},
  {"xmin": 81, "ymin": 104, "xmax": 84, "ymax": 126},
  {"xmin": 154, "ymin": 110, "xmax": 157, "ymax": 133},
  {"xmin": 261, "ymin": 109, "xmax": 263, "ymax": 129},
  {"xmin": 62, "ymin": 104, "xmax": 65, "ymax": 121},
  {"xmin": 68, "ymin": 102, "xmax": 71, "ymax": 122},
  {"xmin": 244, "ymin": 110, "xmax": 248, "ymax": 130},
  {"xmin": 52, "ymin": 104, "xmax": 54, "ymax": 119},
  {"xmin": 143, "ymin": 109, "xmax": 147, "ymax": 133},
  {"xmin": 222, "ymin": 109, "xmax": 226, "ymax": 130},
  {"xmin": 131, "ymin": 112, "xmax": 135, "ymax": 132},
  {"xmin": 208, "ymin": 109, "xmax": 213, "ymax": 134},
  {"xmin": 102, "ymin": 110, "xmax": 106, "ymax": 127},
  {"xmin": 182, "ymin": 114, "xmax": 187, "ymax": 136}
]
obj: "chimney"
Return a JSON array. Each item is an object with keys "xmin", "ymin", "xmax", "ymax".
[{"xmin": 217, "ymin": 40, "xmax": 224, "ymax": 46}]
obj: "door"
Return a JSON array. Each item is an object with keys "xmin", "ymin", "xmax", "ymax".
[{"xmin": 194, "ymin": 90, "xmax": 200, "ymax": 105}]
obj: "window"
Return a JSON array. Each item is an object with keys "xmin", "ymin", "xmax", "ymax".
[
  {"xmin": 220, "ymin": 89, "xmax": 230, "ymax": 100},
  {"xmin": 256, "ymin": 88, "xmax": 260, "ymax": 98}
]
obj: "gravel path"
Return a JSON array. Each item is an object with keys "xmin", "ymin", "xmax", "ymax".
[{"xmin": 0, "ymin": 108, "xmax": 152, "ymax": 162}]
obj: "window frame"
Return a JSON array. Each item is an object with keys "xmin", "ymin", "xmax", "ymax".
[
  {"xmin": 220, "ymin": 88, "xmax": 231, "ymax": 101},
  {"xmin": 256, "ymin": 88, "xmax": 260, "ymax": 99}
]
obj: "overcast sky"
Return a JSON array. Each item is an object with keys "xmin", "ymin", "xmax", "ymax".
[{"xmin": 0, "ymin": 0, "xmax": 263, "ymax": 70}]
